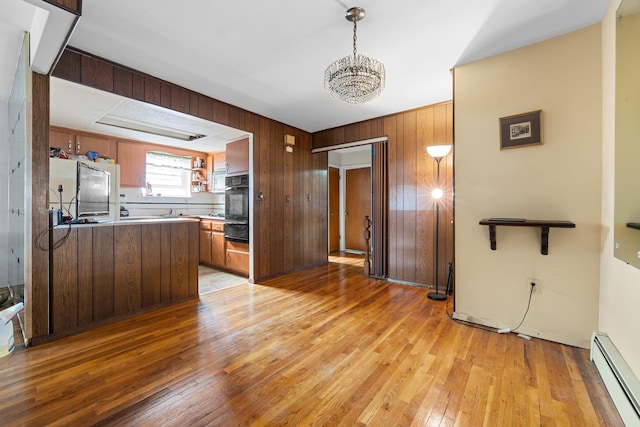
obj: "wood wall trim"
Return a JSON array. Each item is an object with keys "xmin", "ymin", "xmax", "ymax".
[{"xmin": 44, "ymin": 0, "xmax": 82, "ymax": 15}]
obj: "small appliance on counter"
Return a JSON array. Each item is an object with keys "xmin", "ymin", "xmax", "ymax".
[{"xmin": 119, "ymin": 194, "xmax": 129, "ymax": 217}]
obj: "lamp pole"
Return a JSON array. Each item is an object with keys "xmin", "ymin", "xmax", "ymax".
[{"xmin": 426, "ymin": 145, "xmax": 451, "ymax": 301}]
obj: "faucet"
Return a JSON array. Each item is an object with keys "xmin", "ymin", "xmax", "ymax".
[{"xmin": 169, "ymin": 208, "xmax": 176, "ymax": 216}]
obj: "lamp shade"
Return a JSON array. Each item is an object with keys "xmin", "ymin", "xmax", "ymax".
[{"xmin": 426, "ymin": 145, "xmax": 452, "ymax": 159}]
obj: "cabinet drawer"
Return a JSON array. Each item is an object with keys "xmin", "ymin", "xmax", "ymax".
[
  {"xmin": 226, "ymin": 248, "xmax": 249, "ymax": 275},
  {"xmin": 226, "ymin": 240, "xmax": 249, "ymax": 253},
  {"xmin": 211, "ymin": 221, "xmax": 224, "ymax": 232},
  {"xmin": 200, "ymin": 220, "xmax": 212, "ymax": 230}
]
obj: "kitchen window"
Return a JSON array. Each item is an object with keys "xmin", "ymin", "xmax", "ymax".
[{"xmin": 145, "ymin": 151, "xmax": 191, "ymax": 197}]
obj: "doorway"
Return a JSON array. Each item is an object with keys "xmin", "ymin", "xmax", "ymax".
[
  {"xmin": 328, "ymin": 146, "xmax": 372, "ymax": 254},
  {"xmin": 320, "ymin": 138, "xmax": 388, "ymax": 279}
]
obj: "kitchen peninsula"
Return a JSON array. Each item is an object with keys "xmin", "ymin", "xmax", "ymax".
[{"xmin": 46, "ymin": 217, "xmax": 199, "ymax": 343}]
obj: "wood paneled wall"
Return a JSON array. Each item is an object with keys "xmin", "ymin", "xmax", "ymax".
[
  {"xmin": 30, "ymin": 72, "xmax": 52, "ymax": 341},
  {"xmin": 25, "ymin": 48, "xmax": 327, "ymax": 342},
  {"xmin": 312, "ymin": 102, "xmax": 454, "ymax": 288},
  {"xmin": 46, "ymin": 0, "xmax": 82, "ymax": 15},
  {"xmin": 51, "ymin": 47, "xmax": 327, "ymax": 285}
]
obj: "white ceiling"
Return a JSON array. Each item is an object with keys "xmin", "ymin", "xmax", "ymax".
[
  {"xmin": 3, "ymin": 1, "xmax": 610, "ymax": 140},
  {"xmin": 0, "ymin": 0, "xmax": 37, "ymax": 100},
  {"xmin": 65, "ymin": 0, "xmax": 608, "ymax": 133}
]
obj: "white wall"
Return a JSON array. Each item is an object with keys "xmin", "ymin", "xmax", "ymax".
[
  {"xmin": 119, "ymin": 187, "xmax": 224, "ymax": 217},
  {"xmin": 600, "ymin": 0, "xmax": 640, "ymax": 379},
  {"xmin": 328, "ymin": 147, "xmax": 372, "ymax": 167},
  {"xmin": 454, "ymin": 25, "xmax": 603, "ymax": 348}
]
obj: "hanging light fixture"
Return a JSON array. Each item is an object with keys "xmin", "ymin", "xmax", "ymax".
[{"xmin": 324, "ymin": 6, "xmax": 386, "ymax": 104}]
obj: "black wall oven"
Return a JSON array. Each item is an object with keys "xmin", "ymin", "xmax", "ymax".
[{"xmin": 224, "ymin": 174, "xmax": 249, "ymax": 243}]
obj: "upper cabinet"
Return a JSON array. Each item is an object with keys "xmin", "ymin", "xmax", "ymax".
[
  {"xmin": 213, "ymin": 152, "xmax": 226, "ymax": 171},
  {"xmin": 117, "ymin": 142, "xmax": 147, "ymax": 187},
  {"xmin": 206, "ymin": 152, "xmax": 226, "ymax": 193},
  {"xmin": 226, "ymin": 138, "xmax": 249, "ymax": 176},
  {"xmin": 50, "ymin": 127, "xmax": 117, "ymax": 160}
]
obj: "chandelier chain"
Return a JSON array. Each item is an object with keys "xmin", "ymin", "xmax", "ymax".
[{"xmin": 353, "ymin": 19, "xmax": 358, "ymax": 59}]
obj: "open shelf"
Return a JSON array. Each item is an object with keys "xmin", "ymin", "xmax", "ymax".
[{"xmin": 479, "ymin": 218, "xmax": 576, "ymax": 255}]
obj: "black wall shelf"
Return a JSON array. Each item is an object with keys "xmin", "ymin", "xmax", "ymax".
[{"xmin": 479, "ymin": 218, "xmax": 576, "ymax": 255}]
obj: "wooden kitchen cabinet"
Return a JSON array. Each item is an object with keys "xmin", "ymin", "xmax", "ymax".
[
  {"xmin": 225, "ymin": 138, "xmax": 249, "ymax": 175},
  {"xmin": 225, "ymin": 240, "xmax": 249, "ymax": 276},
  {"xmin": 211, "ymin": 230, "xmax": 225, "ymax": 267},
  {"xmin": 207, "ymin": 152, "xmax": 226, "ymax": 194},
  {"xmin": 50, "ymin": 127, "xmax": 116, "ymax": 159},
  {"xmin": 213, "ymin": 152, "xmax": 226, "ymax": 171},
  {"xmin": 118, "ymin": 141, "xmax": 147, "ymax": 187},
  {"xmin": 200, "ymin": 219, "xmax": 225, "ymax": 268}
]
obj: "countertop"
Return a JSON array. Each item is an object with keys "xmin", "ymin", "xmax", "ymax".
[{"xmin": 53, "ymin": 216, "xmax": 201, "ymax": 228}]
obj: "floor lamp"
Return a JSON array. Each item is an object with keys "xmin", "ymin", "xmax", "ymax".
[{"xmin": 426, "ymin": 144, "xmax": 452, "ymax": 301}]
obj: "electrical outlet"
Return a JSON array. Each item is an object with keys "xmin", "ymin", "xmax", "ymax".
[{"xmin": 527, "ymin": 278, "xmax": 540, "ymax": 293}]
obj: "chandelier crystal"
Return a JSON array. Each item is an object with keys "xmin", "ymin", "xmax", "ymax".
[{"xmin": 324, "ymin": 7, "xmax": 386, "ymax": 104}]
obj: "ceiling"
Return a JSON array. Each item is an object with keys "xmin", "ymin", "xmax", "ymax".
[{"xmin": 4, "ymin": 0, "xmax": 609, "ymax": 141}]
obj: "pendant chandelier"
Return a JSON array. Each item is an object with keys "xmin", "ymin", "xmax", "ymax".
[{"xmin": 324, "ymin": 6, "xmax": 386, "ymax": 104}]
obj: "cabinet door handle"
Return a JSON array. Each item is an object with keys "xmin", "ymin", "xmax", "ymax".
[
  {"xmin": 76, "ymin": 140, "xmax": 81, "ymax": 153},
  {"xmin": 68, "ymin": 140, "xmax": 73, "ymax": 152}
]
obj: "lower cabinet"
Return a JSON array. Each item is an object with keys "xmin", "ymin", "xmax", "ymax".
[
  {"xmin": 212, "ymin": 232, "xmax": 226, "ymax": 267},
  {"xmin": 199, "ymin": 219, "xmax": 249, "ymax": 276},
  {"xmin": 225, "ymin": 241, "xmax": 250, "ymax": 275},
  {"xmin": 200, "ymin": 220, "xmax": 225, "ymax": 268}
]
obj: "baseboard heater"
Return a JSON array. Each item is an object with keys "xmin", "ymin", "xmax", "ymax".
[{"xmin": 591, "ymin": 332, "xmax": 640, "ymax": 426}]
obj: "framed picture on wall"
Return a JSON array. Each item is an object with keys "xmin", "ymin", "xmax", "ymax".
[{"xmin": 499, "ymin": 110, "xmax": 542, "ymax": 149}]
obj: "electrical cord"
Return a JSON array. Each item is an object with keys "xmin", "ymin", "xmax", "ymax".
[
  {"xmin": 445, "ymin": 300, "xmax": 499, "ymax": 333},
  {"xmin": 49, "ymin": 186, "xmax": 77, "ymax": 218},
  {"xmin": 49, "ymin": 186, "xmax": 62, "ymax": 207},
  {"xmin": 35, "ymin": 222, "xmax": 72, "ymax": 251},
  {"xmin": 66, "ymin": 196, "xmax": 76, "ymax": 218},
  {"xmin": 512, "ymin": 284, "xmax": 535, "ymax": 332},
  {"xmin": 445, "ymin": 281, "xmax": 536, "ymax": 335}
]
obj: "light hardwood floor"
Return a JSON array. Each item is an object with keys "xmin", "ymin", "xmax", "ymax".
[{"xmin": 0, "ymin": 255, "xmax": 622, "ymax": 426}]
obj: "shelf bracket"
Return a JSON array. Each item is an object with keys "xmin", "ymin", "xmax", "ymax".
[
  {"xmin": 488, "ymin": 225, "xmax": 496, "ymax": 250},
  {"xmin": 541, "ymin": 226, "xmax": 550, "ymax": 255}
]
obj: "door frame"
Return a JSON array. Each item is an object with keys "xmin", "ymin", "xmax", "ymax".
[
  {"xmin": 316, "ymin": 136, "xmax": 388, "ymax": 277},
  {"xmin": 328, "ymin": 166, "xmax": 340, "ymax": 253}
]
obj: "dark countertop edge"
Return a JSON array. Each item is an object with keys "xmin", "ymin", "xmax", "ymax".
[{"xmin": 54, "ymin": 217, "xmax": 201, "ymax": 228}]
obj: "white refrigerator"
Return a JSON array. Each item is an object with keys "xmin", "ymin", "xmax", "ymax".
[{"xmin": 49, "ymin": 158, "xmax": 120, "ymax": 221}]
